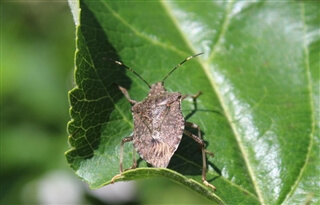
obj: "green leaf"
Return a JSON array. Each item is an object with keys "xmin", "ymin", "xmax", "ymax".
[{"xmin": 65, "ymin": 1, "xmax": 320, "ymax": 204}]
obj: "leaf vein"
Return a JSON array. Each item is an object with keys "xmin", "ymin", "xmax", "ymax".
[
  {"xmin": 160, "ymin": 0, "xmax": 265, "ymax": 201},
  {"xmin": 202, "ymin": 1, "xmax": 266, "ymax": 204},
  {"xmin": 101, "ymin": 1, "xmax": 188, "ymax": 57},
  {"xmin": 282, "ymin": 3, "xmax": 316, "ymax": 203}
]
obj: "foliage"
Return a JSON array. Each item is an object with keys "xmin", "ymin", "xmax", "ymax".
[{"xmin": 66, "ymin": 1, "xmax": 320, "ymax": 204}]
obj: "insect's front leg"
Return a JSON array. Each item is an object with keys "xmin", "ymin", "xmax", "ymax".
[
  {"xmin": 118, "ymin": 85, "xmax": 138, "ymax": 105},
  {"xmin": 184, "ymin": 122, "xmax": 216, "ymax": 190},
  {"xmin": 111, "ymin": 135, "xmax": 136, "ymax": 183},
  {"xmin": 182, "ymin": 91, "xmax": 202, "ymax": 120},
  {"xmin": 182, "ymin": 91, "xmax": 202, "ymax": 100},
  {"xmin": 119, "ymin": 136, "xmax": 136, "ymax": 173}
]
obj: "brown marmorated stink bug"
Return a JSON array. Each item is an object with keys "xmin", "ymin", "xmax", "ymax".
[{"xmin": 110, "ymin": 53, "xmax": 216, "ymax": 190}]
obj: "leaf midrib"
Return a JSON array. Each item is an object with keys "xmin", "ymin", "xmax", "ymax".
[
  {"xmin": 161, "ymin": 0, "xmax": 265, "ymax": 204},
  {"xmin": 95, "ymin": 0, "xmax": 264, "ymax": 202},
  {"xmin": 101, "ymin": 0, "xmax": 189, "ymax": 57}
]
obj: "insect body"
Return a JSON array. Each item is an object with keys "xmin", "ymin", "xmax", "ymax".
[
  {"xmin": 127, "ymin": 82, "xmax": 184, "ymax": 168},
  {"xmin": 111, "ymin": 53, "xmax": 216, "ymax": 190}
]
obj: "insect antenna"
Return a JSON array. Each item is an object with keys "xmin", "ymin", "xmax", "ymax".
[
  {"xmin": 106, "ymin": 58, "xmax": 151, "ymax": 88},
  {"xmin": 162, "ymin": 52, "xmax": 204, "ymax": 83}
]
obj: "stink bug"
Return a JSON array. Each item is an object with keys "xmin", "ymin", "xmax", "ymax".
[{"xmin": 110, "ymin": 53, "xmax": 216, "ymax": 190}]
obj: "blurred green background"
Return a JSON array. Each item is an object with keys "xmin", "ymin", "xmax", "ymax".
[{"xmin": 1, "ymin": 1, "xmax": 212, "ymax": 204}]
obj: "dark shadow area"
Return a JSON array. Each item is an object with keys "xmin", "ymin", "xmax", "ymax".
[
  {"xmin": 168, "ymin": 127, "xmax": 222, "ymax": 180},
  {"xmin": 66, "ymin": 1, "xmax": 132, "ymax": 167},
  {"xmin": 185, "ymin": 108, "xmax": 224, "ymax": 121},
  {"xmin": 168, "ymin": 127, "xmax": 208, "ymax": 175},
  {"xmin": 136, "ymin": 158, "xmax": 145, "ymax": 168},
  {"xmin": 168, "ymin": 96, "xmax": 222, "ymax": 179},
  {"xmin": 184, "ymin": 93, "xmax": 224, "ymax": 121}
]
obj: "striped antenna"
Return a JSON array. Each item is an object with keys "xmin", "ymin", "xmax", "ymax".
[
  {"xmin": 106, "ymin": 58, "xmax": 151, "ymax": 88},
  {"xmin": 162, "ymin": 52, "xmax": 203, "ymax": 83}
]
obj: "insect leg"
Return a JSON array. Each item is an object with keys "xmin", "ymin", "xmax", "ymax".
[
  {"xmin": 130, "ymin": 146, "xmax": 137, "ymax": 170},
  {"xmin": 185, "ymin": 122, "xmax": 214, "ymax": 156},
  {"xmin": 182, "ymin": 91, "xmax": 202, "ymax": 100},
  {"xmin": 111, "ymin": 136, "xmax": 134, "ymax": 184},
  {"xmin": 120, "ymin": 136, "xmax": 134, "ymax": 173},
  {"xmin": 184, "ymin": 122, "xmax": 216, "ymax": 190},
  {"xmin": 182, "ymin": 91, "xmax": 202, "ymax": 120},
  {"xmin": 118, "ymin": 85, "xmax": 138, "ymax": 105}
]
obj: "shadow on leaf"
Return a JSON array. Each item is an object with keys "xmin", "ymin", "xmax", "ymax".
[{"xmin": 66, "ymin": 2, "xmax": 132, "ymax": 170}]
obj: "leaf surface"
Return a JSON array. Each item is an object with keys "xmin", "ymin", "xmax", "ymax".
[{"xmin": 66, "ymin": 1, "xmax": 320, "ymax": 204}]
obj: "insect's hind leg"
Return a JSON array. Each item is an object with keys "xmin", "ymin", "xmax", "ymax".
[{"xmin": 184, "ymin": 122, "xmax": 216, "ymax": 190}]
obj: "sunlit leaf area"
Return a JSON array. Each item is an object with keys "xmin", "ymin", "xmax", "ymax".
[{"xmin": 2, "ymin": 1, "xmax": 319, "ymax": 205}]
